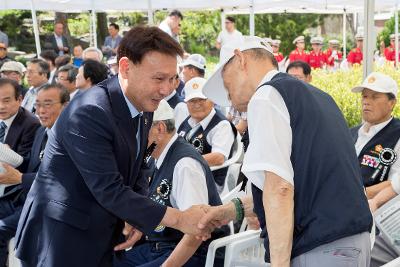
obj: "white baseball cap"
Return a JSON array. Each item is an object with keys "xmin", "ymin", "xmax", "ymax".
[
  {"xmin": 153, "ymin": 100, "xmax": 174, "ymax": 121},
  {"xmin": 351, "ymin": 72, "xmax": 398, "ymax": 97},
  {"xmin": 184, "ymin": 77, "xmax": 208, "ymax": 102},
  {"xmin": 0, "ymin": 61, "xmax": 26, "ymax": 75},
  {"xmin": 202, "ymin": 36, "xmax": 273, "ymax": 107},
  {"xmin": 310, "ymin": 36, "xmax": 323, "ymax": 44},
  {"xmin": 179, "ymin": 54, "xmax": 206, "ymax": 70},
  {"xmin": 293, "ymin": 35, "xmax": 305, "ymax": 44}
]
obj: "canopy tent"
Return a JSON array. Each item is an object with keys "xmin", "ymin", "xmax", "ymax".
[{"xmin": 1, "ymin": 0, "xmax": 399, "ymax": 78}]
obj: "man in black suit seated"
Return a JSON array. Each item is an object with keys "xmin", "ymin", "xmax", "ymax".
[
  {"xmin": 0, "ymin": 78, "xmax": 42, "ymax": 266},
  {"xmin": 44, "ymin": 22, "xmax": 70, "ymax": 56}
]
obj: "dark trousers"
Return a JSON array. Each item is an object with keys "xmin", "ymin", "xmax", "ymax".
[
  {"xmin": 0, "ymin": 197, "xmax": 23, "ymax": 267},
  {"xmin": 114, "ymin": 242, "xmax": 221, "ymax": 267}
]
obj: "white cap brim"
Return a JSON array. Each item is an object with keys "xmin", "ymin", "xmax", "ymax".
[
  {"xmin": 184, "ymin": 92, "xmax": 208, "ymax": 102},
  {"xmin": 351, "ymin": 85, "xmax": 392, "ymax": 94}
]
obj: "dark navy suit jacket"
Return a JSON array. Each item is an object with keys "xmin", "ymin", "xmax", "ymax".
[{"xmin": 14, "ymin": 76, "xmax": 167, "ymax": 267}]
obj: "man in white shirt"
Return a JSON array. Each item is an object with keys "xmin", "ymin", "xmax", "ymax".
[
  {"xmin": 177, "ymin": 78, "xmax": 236, "ymax": 191},
  {"xmin": 22, "ymin": 59, "xmax": 50, "ymax": 113},
  {"xmin": 350, "ymin": 72, "xmax": 400, "ymax": 267},
  {"xmin": 215, "ymin": 16, "xmax": 243, "ymax": 50},
  {"xmin": 114, "ymin": 100, "xmax": 226, "ymax": 267},
  {"xmin": 199, "ymin": 36, "xmax": 372, "ymax": 267},
  {"xmin": 159, "ymin": 10, "xmax": 183, "ymax": 43}
]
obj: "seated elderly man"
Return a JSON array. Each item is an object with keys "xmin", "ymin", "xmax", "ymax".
[
  {"xmin": 114, "ymin": 100, "xmax": 226, "ymax": 267},
  {"xmin": 0, "ymin": 83, "xmax": 69, "ymax": 266},
  {"xmin": 350, "ymin": 72, "xmax": 400, "ymax": 267},
  {"xmin": 177, "ymin": 77, "xmax": 236, "ymax": 191}
]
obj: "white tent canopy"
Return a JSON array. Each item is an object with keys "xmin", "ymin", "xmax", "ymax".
[{"xmin": 0, "ymin": 0, "xmax": 397, "ymax": 13}]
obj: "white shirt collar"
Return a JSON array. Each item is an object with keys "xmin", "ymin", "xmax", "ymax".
[
  {"xmin": 257, "ymin": 69, "xmax": 280, "ymax": 88},
  {"xmin": 156, "ymin": 133, "xmax": 179, "ymax": 169},
  {"xmin": 1, "ymin": 112, "xmax": 18, "ymax": 129},
  {"xmin": 359, "ymin": 117, "xmax": 393, "ymax": 137},
  {"xmin": 188, "ymin": 108, "xmax": 216, "ymax": 130}
]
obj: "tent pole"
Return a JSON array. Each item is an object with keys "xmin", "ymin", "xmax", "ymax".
[
  {"xmin": 343, "ymin": 9, "xmax": 347, "ymax": 58},
  {"xmin": 91, "ymin": 9, "xmax": 97, "ymax": 48},
  {"xmin": 363, "ymin": 0, "xmax": 374, "ymax": 79},
  {"xmin": 395, "ymin": 2, "xmax": 399, "ymax": 69},
  {"xmin": 249, "ymin": 0, "xmax": 255, "ymax": 36},
  {"xmin": 147, "ymin": 0, "xmax": 154, "ymax": 25},
  {"xmin": 30, "ymin": 0, "xmax": 41, "ymax": 56}
]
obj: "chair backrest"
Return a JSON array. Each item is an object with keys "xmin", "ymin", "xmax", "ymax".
[{"xmin": 210, "ymin": 133, "xmax": 244, "ymax": 171}]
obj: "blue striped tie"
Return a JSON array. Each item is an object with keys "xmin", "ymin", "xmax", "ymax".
[{"xmin": 0, "ymin": 121, "xmax": 7, "ymax": 143}]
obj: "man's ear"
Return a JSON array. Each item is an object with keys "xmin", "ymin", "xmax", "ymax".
[
  {"xmin": 233, "ymin": 49, "xmax": 246, "ymax": 71},
  {"xmin": 119, "ymin": 57, "xmax": 130, "ymax": 79}
]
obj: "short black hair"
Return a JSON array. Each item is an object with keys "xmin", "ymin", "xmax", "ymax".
[
  {"xmin": 169, "ymin": 10, "xmax": 183, "ymax": 20},
  {"xmin": 117, "ymin": 26, "xmax": 184, "ymax": 64},
  {"xmin": 82, "ymin": 59, "xmax": 108, "ymax": 85},
  {"xmin": 40, "ymin": 50, "xmax": 58, "ymax": 67},
  {"xmin": 387, "ymin": 93, "xmax": 396, "ymax": 100},
  {"xmin": 38, "ymin": 83, "xmax": 70, "ymax": 104},
  {"xmin": 55, "ymin": 55, "xmax": 71, "ymax": 69},
  {"xmin": 0, "ymin": 78, "xmax": 21, "ymax": 100},
  {"xmin": 29, "ymin": 58, "xmax": 50, "ymax": 79},
  {"xmin": 109, "ymin": 23, "xmax": 120, "ymax": 31},
  {"xmin": 226, "ymin": 16, "xmax": 236, "ymax": 23},
  {"xmin": 187, "ymin": 65, "xmax": 205, "ymax": 78},
  {"xmin": 57, "ymin": 64, "xmax": 78, "ymax": 83},
  {"xmin": 286, "ymin": 60, "xmax": 312, "ymax": 76}
]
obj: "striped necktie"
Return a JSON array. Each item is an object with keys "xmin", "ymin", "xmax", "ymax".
[{"xmin": 0, "ymin": 121, "xmax": 7, "ymax": 143}]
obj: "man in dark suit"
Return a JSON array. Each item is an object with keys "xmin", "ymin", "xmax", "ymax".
[
  {"xmin": 0, "ymin": 78, "xmax": 40, "ymax": 167},
  {"xmin": 0, "ymin": 83, "xmax": 69, "ymax": 267},
  {"xmin": 15, "ymin": 26, "xmax": 212, "ymax": 267},
  {"xmin": 44, "ymin": 22, "xmax": 70, "ymax": 56}
]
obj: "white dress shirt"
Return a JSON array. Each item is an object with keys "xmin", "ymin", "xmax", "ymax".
[
  {"xmin": 217, "ymin": 30, "xmax": 243, "ymax": 47},
  {"xmin": 156, "ymin": 133, "xmax": 209, "ymax": 210},
  {"xmin": 186, "ymin": 108, "xmax": 235, "ymax": 159},
  {"xmin": 355, "ymin": 117, "xmax": 400, "ymax": 194},
  {"xmin": 242, "ymin": 70, "xmax": 294, "ymax": 190},
  {"xmin": 0, "ymin": 112, "xmax": 18, "ymax": 141}
]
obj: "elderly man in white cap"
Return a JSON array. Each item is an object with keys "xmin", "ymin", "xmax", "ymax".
[
  {"xmin": 0, "ymin": 61, "xmax": 27, "ymax": 96},
  {"xmin": 177, "ymin": 77, "xmax": 236, "ymax": 192},
  {"xmin": 350, "ymin": 72, "xmax": 400, "ymax": 266},
  {"xmin": 289, "ymin": 35, "xmax": 309, "ymax": 63},
  {"xmin": 114, "ymin": 100, "xmax": 226, "ymax": 267},
  {"xmin": 308, "ymin": 36, "xmax": 326, "ymax": 69},
  {"xmin": 197, "ymin": 36, "xmax": 372, "ymax": 267}
]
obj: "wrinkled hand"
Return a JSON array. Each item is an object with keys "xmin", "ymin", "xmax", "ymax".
[
  {"xmin": 177, "ymin": 205, "xmax": 213, "ymax": 240},
  {"xmin": 114, "ymin": 223, "xmax": 142, "ymax": 251},
  {"xmin": 0, "ymin": 163, "xmax": 22, "ymax": 185},
  {"xmin": 368, "ymin": 199, "xmax": 378, "ymax": 214},
  {"xmin": 197, "ymin": 202, "xmax": 236, "ymax": 239},
  {"xmin": 246, "ymin": 216, "xmax": 260, "ymax": 230}
]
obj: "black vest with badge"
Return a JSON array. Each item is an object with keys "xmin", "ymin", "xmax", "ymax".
[
  {"xmin": 147, "ymin": 136, "xmax": 227, "ymax": 244},
  {"xmin": 166, "ymin": 92, "xmax": 184, "ymax": 109},
  {"xmin": 177, "ymin": 110, "xmax": 237, "ymax": 186},
  {"xmin": 251, "ymin": 72, "xmax": 372, "ymax": 262},
  {"xmin": 350, "ymin": 118, "xmax": 400, "ymax": 187}
]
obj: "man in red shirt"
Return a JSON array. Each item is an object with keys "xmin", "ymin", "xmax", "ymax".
[
  {"xmin": 289, "ymin": 36, "xmax": 309, "ymax": 63},
  {"xmin": 308, "ymin": 36, "xmax": 326, "ymax": 69},
  {"xmin": 271, "ymin": 39, "xmax": 284, "ymax": 63},
  {"xmin": 384, "ymin": 33, "xmax": 400, "ymax": 62},
  {"xmin": 347, "ymin": 33, "xmax": 363, "ymax": 66},
  {"xmin": 325, "ymin": 39, "xmax": 343, "ymax": 68}
]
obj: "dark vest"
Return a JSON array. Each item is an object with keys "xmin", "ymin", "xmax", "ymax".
[
  {"xmin": 350, "ymin": 118, "xmax": 400, "ymax": 187},
  {"xmin": 177, "ymin": 110, "xmax": 237, "ymax": 186},
  {"xmin": 147, "ymin": 137, "xmax": 227, "ymax": 244},
  {"xmin": 166, "ymin": 92, "xmax": 184, "ymax": 109},
  {"xmin": 251, "ymin": 72, "xmax": 372, "ymax": 262}
]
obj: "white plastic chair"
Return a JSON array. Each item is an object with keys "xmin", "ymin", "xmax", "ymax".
[
  {"xmin": 205, "ymin": 229, "xmax": 267, "ymax": 267},
  {"xmin": 381, "ymin": 257, "xmax": 400, "ymax": 267},
  {"xmin": 210, "ymin": 133, "xmax": 244, "ymax": 172}
]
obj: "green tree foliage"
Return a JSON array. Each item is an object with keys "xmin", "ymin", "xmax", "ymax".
[
  {"xmin": 235, "ymin": 13, "xmax": 322, "ymax": 55},
  {"xmin": 0, "ymin": 10, "xmax": 33, "ymax": 50},
  {"xmin": 377, "ymin": 13, "xmax": 399, "ymax": 49}
]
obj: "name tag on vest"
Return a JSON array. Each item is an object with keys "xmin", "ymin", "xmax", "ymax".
[{"xmin": 361, "ymin": 154, "xmax": 379, "ymax": 168}]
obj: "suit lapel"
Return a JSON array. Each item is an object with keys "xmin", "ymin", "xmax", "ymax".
[
  {"xmin": 28, "ymin": 127, "xmax": 46, "ymax": 172},
  {"xmin": 4, "ymin": 107, "xmax": 23, "ymax": 148}
]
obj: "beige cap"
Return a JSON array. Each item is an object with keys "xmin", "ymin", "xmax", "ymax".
[
  {"xmin": 179, "ymin": 54, "xmax": 207, "ymax": 70},
  {"xmin": 0, "ymin": 61, "xmax": 26, "ymax": 75},
  {"xmin": 271, "ymin": 39, "xmax": 281, "ymax": 46},
  {"xmin": 351, "ymin": 72, "xmax": 398, "ymax": 97},
  {"xmin": 355, "ymin": 33, "xmax": 364, "ymax": 40},
  {"xmin": 293, "ymin": 36, "xmax": 305, "ymax": 44},
  {"xmin": 328, "ymin": 39, "xmax": 340, "ymax": 45},
  {"xmin": 310, "ymin": 36, "xmax": 323, "ymax": 44},
  {"xmin": 153, "ymin": 99, "xmax": 175, "ymax": 121}
]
